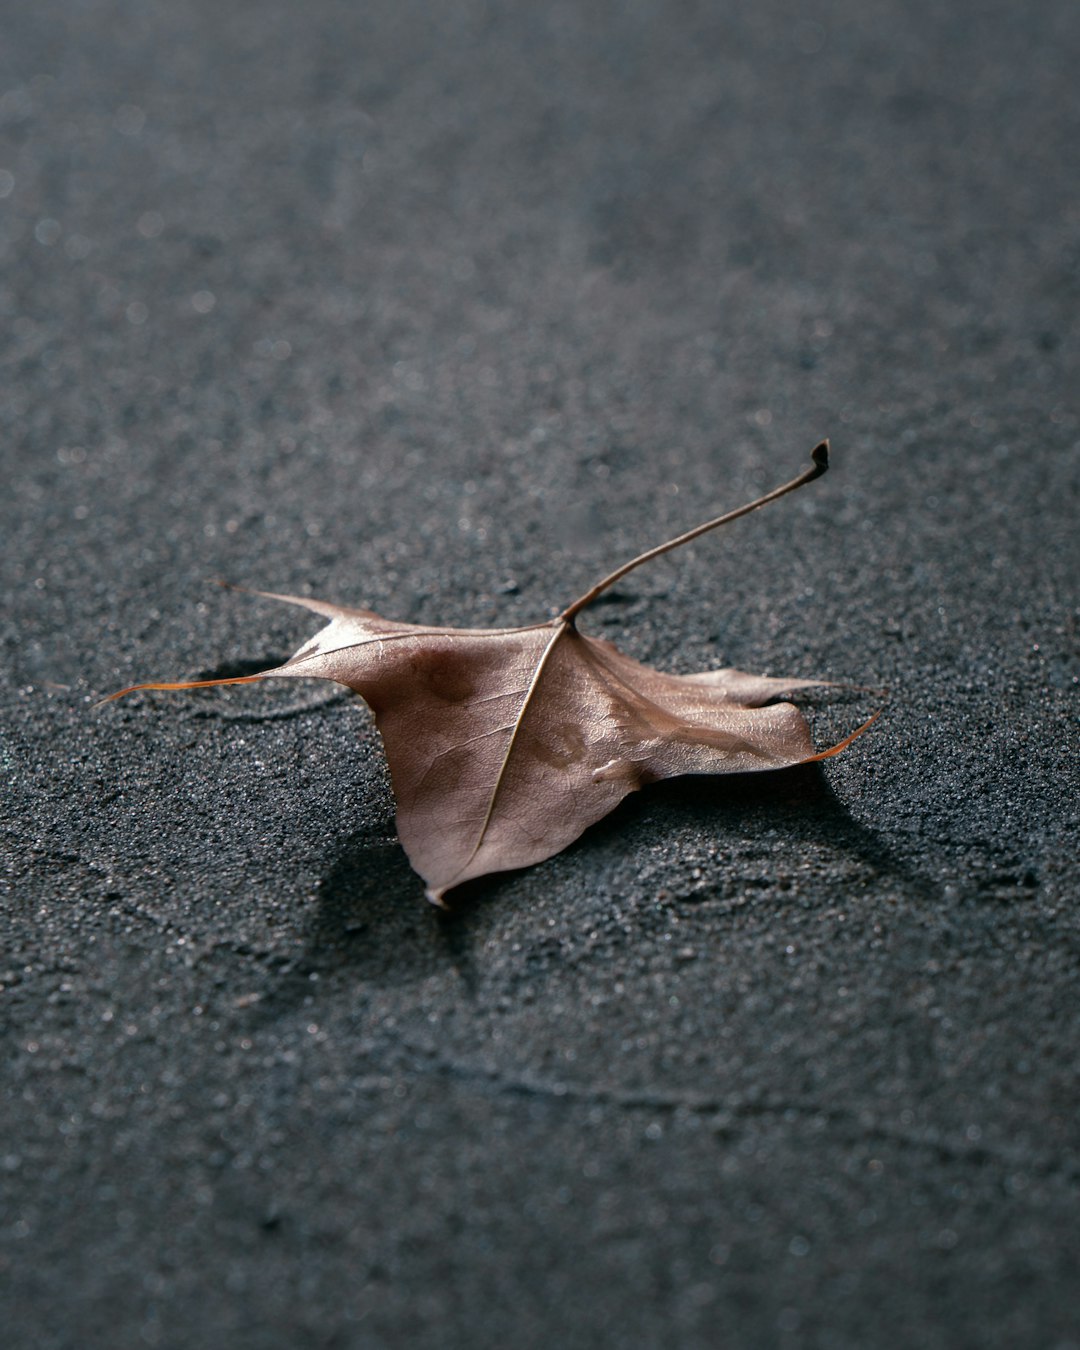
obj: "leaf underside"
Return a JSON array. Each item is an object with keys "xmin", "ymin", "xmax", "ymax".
[{"xmin": 107, "ymin": 444, "xmax": 878, "ymax": 904}]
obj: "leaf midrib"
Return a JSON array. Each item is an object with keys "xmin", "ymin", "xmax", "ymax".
[{"xmin": 443, "ymin": 618, "xmax": 569, "ymax": 889}]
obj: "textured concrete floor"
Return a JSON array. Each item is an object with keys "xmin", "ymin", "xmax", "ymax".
[{"xmin": 2, "ymin": 1, "xmax": 1078, "ymax": 1346}]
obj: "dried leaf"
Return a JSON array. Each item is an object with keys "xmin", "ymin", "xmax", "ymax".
[{"xmin": 108, "ymin": 443, "xmax": 877, "ymax": 905}]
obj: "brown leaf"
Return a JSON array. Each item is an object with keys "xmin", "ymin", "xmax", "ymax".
[{"xmin": 107, "ymin": 443, "xmax": 878, "ymax": 905}]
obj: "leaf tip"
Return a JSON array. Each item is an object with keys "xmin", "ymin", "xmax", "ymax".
[
  {"xmin": 424, "ymin": 887, "xmax": 451, "ymax": 911},
  {"xmin": 94, "ymin": 673, "xmax": 267, "ymax": 707},
  {"xmin": 810, "ymin": 440, "xmax": 829, "ymax": 475},
  {"xmin": 809, "ymin": 706, "xmax": 883, "ymax": 761}
]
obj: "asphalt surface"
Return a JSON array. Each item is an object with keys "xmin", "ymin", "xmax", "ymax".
[{"xmin": 2, "ymin": 2, "xmax": 1078, "ymax": 1347}]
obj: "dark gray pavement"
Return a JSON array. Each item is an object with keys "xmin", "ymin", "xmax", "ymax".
[{"xmin": 2, "ymin": 2, "xmax": 1078, "ymax": 1346}]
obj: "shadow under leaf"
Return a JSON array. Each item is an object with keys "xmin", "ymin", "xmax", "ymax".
[
  {"xmin": 259, "ymin": 841, "xmax": 474, "ymax": 1009},
  {"xmin": 580, "ymin": 761, "xmax": 939, "ymax": 904},
  {"xmin": 266, "ymin": 760, "xmax": 943, "ymax": 1007}
]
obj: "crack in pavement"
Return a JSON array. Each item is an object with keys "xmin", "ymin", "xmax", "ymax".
[{"xmin": 399, "ymin": 1039, "xmax": 1079, "ymax": 1182}]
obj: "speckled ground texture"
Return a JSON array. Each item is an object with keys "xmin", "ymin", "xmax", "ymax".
[{"xmin": 3, "ymin": 1, "xmax": 1079, "ymax": 1346}]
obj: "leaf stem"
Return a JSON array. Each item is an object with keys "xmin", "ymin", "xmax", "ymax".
[{"xmin": 559, "ymin": 441, "xmax": 829, "ymax": 623}]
